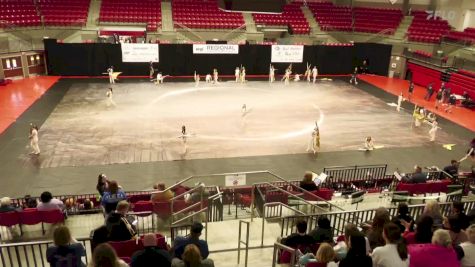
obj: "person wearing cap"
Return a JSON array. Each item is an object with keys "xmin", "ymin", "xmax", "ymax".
[
  {"xmin": 172, "ymin": 222, "xmax": 209, "ymax": 260},
  {"xmin": 131, "ymin": 233, "xmax": 171, "ymax": 267}
]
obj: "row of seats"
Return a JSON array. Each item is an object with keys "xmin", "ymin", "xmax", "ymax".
[
  {"xmin": 408, "ymin": 10, "xmax": 451, "ymax": 44},
  {"xmin": 252, "ymin": 2, "xmax": 310, "ymax": 35},
  {"xmin": 446, "ymin": 72, "xmax": 475, "ymax": 99},
  {"xmin": 99, "ymin": 0, "xmax": 161, "ymax": 25},
  {"xmin": 406, "ymin": 62, "xmax": 443, "ymax": 89},
  {"xmin": 445, "ymin": 27, "xmax": 475, "ymax": 45},
  {"xmin": 413, "ymin": 50, "xmax": 432, "ymax": 58},
  {"xmin": 173, "ymin": 0, "xmax": 244, "ymax": 30},
  {"xmin": 0, "ymin": 1, "xmax": 41, "ymax": 28},
  {"xmin": 0, "ymin": 209, "xmax": 64, "ymax": 235}
]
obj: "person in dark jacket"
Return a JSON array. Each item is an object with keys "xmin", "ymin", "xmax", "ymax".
[
  {"xmin": 131, "ymin": 233, "xmax": 171, "ymax": 267},
  {"xmin": 300, "ymin": 172, "xmax": 318, "ymax": 191},
  {"xmin": 105, "ymin": 201, "xmax": 136, "ymax": 241},
  {"xmin": 309, "ymin": 216, "xmax": 333, "ymax": 244},
  {"xmin": 339, "ymin": 232, "xmax": 372, "ymax": 267}
]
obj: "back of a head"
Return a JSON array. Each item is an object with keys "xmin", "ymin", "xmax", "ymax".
[
  {"xmin": 303, "ymin": 172, "xmax": 313, "ymax": 183},
  {"xmin": 452, "ymin": 201, "xmax": 463, "ymax": 214},
  {"xmin": 447, "ymin": 215, "xmax": 462, "ymax": 233},
  {"xmin": 53, "ymin": 226, "xmax": 72, "ymax": 246},
  {"xmin": 316, "ymin": 242, "xmax": 335, "ymax": 263},
  {"xmin": 143, "ymin": 233, "xmax": 157, "ymax": 247},
  {"xmin": 384, "ymin": 223, "xmax": 408, "ymax": 260},
  {"xmin": 349, "ymin": 232, "xmax": 367, "ymax": 257},
  {"xmin": 344, "ymin": 223, "xmax": 359, "ymax": 240},
  {"xmin": 415, "ymin": 215, "xmax": 434, "ymax": 243},
  {"xmin": 424, "ymin": 200, "xmax": 440, "ymax": 217},
  {"xmin": 432, "ymin": 229, "xmax": 452, "ymax": 248},
  {"xmin": 157, "ymin": 183, "xmax": 166, "ymax": 191},
  {"xmin": 296, "ymin": 220, "xmax": 308, "ymax": 234},
  {"xmin": 93, "ymin": 243, "xmax": 119, "ymax": 267},
  {"xmin": 466, "ymin": 224, "xmax": 475, "ymax": 244},
  {"xmin": 191, "ymin": 222, "xmax": 204, "ymax": 238},
  {"xmin": 183, "ymin": 244, "xmax": 202, "ymax": 267},
  {"xmin": 108, "ymin": 181, "xmax": 119, "ymax": 194},
  {"xmin": 115, "ymin": 200, "xmax": 129, "ymax": 214},
  {"xmin": 40, "ymin": 191, "xmax": 53, "ymax": 203},
  {"xmin": 372, "ymin": 207, "xmax": 390, "ymax": 228},
  {"xmin": 0, "ymin": 197, "xmax": 11, "ymax": 207},
  {"xmin": 318, "ymin": 216, "xmax": 331, "ymax": 229},
  {"xmin": 397, "ymin": 203, "xmax": 409, "ymax": 216}
]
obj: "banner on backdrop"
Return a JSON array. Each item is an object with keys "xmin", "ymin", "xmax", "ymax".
[
  {"xmin": 193, "ymin": 44, "xmax": 239, "ymax": 54},
  {"xmin": 271, "ymin": 45, "xmax": 304, "ymax": 63},
  {"xmin": 225, "ymin": 173, "xmax": 247, "ymax": 186},
  {"xmin": 121, "ymin": 43, "xmax": 159, "ymax": 62}
]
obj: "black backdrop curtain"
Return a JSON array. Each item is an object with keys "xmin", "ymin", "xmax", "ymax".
[{"xmin": 44, "ymin": 40, "xmax": 391, "ymax": 77}]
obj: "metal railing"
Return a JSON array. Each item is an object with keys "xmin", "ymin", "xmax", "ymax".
[
  {"xmin": 261, "ymin": 202, "xmax": 305, "ymax": 247},
  {"xmin": 272, "ymin": 242, "xmax": 296, "ymax": 267},
  {"xmin": 173, "ymin": 22, "xmax": 204, "ymax": 41},
  {"xmin": 237, "ymin": 220, "xmax": 250, "ymax": 267},
  {"xmin": 0, "ymin": 237, "xmax": 91, "ymax": 267},
  {"xmin": 169, "ymin": 221, "xmax": 208, "ymax": 242}
]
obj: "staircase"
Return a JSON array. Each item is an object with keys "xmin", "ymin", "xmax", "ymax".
[
  {"xmin": 243, "ymin": 13, "xmax": 257, "ymax": 33},
  {"xmin": 161, "ymin": 1, "xmax": 174, "ymax": 32},
  {"xmin": 86, "ymin": 0, "xmax": 101, "ymax": 28},
  {"xmin": 301, "ymin": 5, "xmax": 322, "ymax": 35},
  {"xmin": 394, "ymin": 16, "xmax": 413, "ymax": 40}
]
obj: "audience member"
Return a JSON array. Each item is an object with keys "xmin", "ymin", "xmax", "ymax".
[
  {"xmin": 0, "ymin": 197, "xmax": 22, "ymax": 213},
  {"xmin": 151, "ymin": 183, "xmax": 174, "ymax": 203},
  {"xmin": 131, "ymin": 233, "xmax": 171, "ymax": 267},
  {"xmin": 309, "ymin": 216, "xmax": 333, "ymax": 244},
  {"xmin": 171, "ymin": 244, "xmax": 214, "ymax": 267},
  {"xmin": 105, "ymin": 200, "xmax": 137, "ymax": 241},
  {"xmin": 172, "ymin": 222, "xmax": 209, "ymax": 260},
  {"xmin": 90, "ymin": 243, "xmax": 129, "ymax": 267},
  {"xmin": 334, "ymin": 223, "xmax": 371, "ymax": 260},
  {"xmin": 300, "ymin": 172, "xmax": 318, "ymax": 191},
  {"xmin": 372, "ymin": 223, "xmax": 409, "ymax": 267},
  {"xmin": 339, "ymin": 232, "xmax": 373, "ymax": 267},
  {"xmin": 101, "ymin": 180, "xmax": 127, "ymax": 214},
  {"xmin": 402, "ymin": 215, "xmax": 434, "ymax": 244},
  {"xmin": 91, "ymin": 225, "xmax": 109, "ymax": 252},
  {"xmin": 408, "ymin": 229, "xmax": 459, "ymax": 267},
  {"xmin": 391, "ymin": 203, "xmax": 414, "ymax": 233},
  {"xmin": 37, "ymin": 191, "xmax": 65, "ymax": 211},
  {"xmin": 96, "ymin": 174, "xmax": 109, "ymax": 197},
  {"xmin": 367, "ymin": 207, "xmax": 390, "ymax": 250},
  {"xmin": 455, "ymin": 224, "xmax": 475, "ymax": 267},
  {"xmin": 281, "ymin": 220, "xmax": 315, "ymax": 249},
  {"xmin": 46, "ymin": 226, "xmax": 86, "ymax": 267},
  {"xmin": 452, "ymin": 201, "xmax": 470, "ymax": 230},
  {"xmin": 444, "ymin": 215, "xmax": 468, "ymax": 246},
  {"xmin": 299, "ymin": 242, "xmax": 338, "ymax": 267},
  {"xmin": 423, "ymin": 200, "xmax": 443, "ymax": 229},
  {"xmin": 23, "ymin": 194, "xmax": 38, "ymax": 208},
  {"xmin": 442, "ymin": 160, "xmax": 459, "ymax": 180},
  {"xmin": 407, "ymin": 166, "xmax": 427, "ymax": 184}
]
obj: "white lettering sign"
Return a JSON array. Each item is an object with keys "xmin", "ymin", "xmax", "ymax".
[
  {"xmin": 271, "ymin": 45, "xmax": 304, "ymax": 63},
  {"xmin": 121, "ymin": 43, "xmax": 159, "ymax": 63},
  {"xmin": 193, "ymin": 44, "xmax": 239, "ymax": 54},
  {"xmin": 225, "ymin": 173, "xmax": 247, "ymax": 187}
]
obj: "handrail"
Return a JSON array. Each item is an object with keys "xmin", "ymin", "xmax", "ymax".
[
  {"xmin": 261, "ymin": 202, "xmax": 305, "ymax": 246},
  {"xmin": 222, "ymin": 23, "xmax": 247, "ymax": 40},
  {"xmin": 363, "ymin": 28, "xmax": 397, "ymax": 42},
  {"xmin": 237, "ymin": 220, "xmax": 250, "ymax": 267},
  {"xmin": 272, "ymin": 242, "xmax": 296, "ymax": 267},
  {"xmin": 174, "ymin": 22, "xmax": 204, "ymax": 41}
]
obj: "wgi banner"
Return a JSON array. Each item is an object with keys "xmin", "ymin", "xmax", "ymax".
[
  {"xmin": 271, "ymin": 45, "xmax": 304, "ymax": 63},
  {"xmin": 193, "ymin": 44, "xmax": 239, "ymax": 54},
  {"xmin": 121, "ymin": 43, "xmax": 159, "ymax": 62}
]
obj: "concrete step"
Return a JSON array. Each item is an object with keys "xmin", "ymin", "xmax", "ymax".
[
  {"xmin": 301, "ymin": 5, "xmax": 322, "ymax": 34},
  {"xmin": 243, "ymin": 13, "xmax": 257, "ymax": 33},
  {"xmin": 86, "ymin": 0, "xmax": 101, "ymax": 28},
  {"xmin": 161, "ymin": 1, "xmax": 174, "ymax": 32}
]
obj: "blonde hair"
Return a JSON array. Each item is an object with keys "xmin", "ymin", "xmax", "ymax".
[
  {"xmin": 466, "ymin": 224, "xmax": 475, "ymax": 243},
  {"xmin": 424, "ymin": 200, "xmax": 441, "ymax": 218},
  {"xmin": 116, "ymin": 200, "xmax": 129, "ymax": 213},
  {"xmin": 303, "ymin": 172, "xmax": 313, "ymax": 183},
  {"xmin": 183, "ymin": 244, "xmax": 202, "ymax": 267},
  {"xmin": 432, "ymin": 229, "xmax": 452, "ymax": 248},
  {"xmin": 53, "ymin": 226, "xmax": 72, "ymax": 246},
  {"xmin": 0, "ymin": 197, "xmax": 11, "ymax": 207},
  {"xmin": 316, "ymin": 243, "xmax": 335, "ymax": 263}
]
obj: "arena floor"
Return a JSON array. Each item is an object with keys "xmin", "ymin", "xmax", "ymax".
[{"xmin": 0, "ymin": 77, "xmax": 473, "ymax": 197}]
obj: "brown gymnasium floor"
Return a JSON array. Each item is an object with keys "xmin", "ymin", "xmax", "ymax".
[{"xmin": 0, "ymin": 76, "xmax": 473, "ymax": 197}]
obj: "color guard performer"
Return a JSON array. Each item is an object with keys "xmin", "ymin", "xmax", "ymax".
[
  {"xmin": 149, "ymin": 61, "xmax": 155, "ymax": 80},
  {"xmin": 412, "ymin": 106, "xmax": 424, "ymax": 127},
  {"xmin": 269, "ymin": 65, "xmax": 276, "ymax": 83},
  {"xmin": 194, "ymin": 71, "xmax": 200, "ymax": 87},
  {"xmin": 29, "ymin": 123, "xmax": 40, "ymax": 155},
  {"xmin": 428, "ymin": 118, "xmax": 439, "ymax": 142},
  {"xmin": 235, "ymin": 67, "xmax": 240, "ymax": 82},
  {"xmin": 213, "ymin": 68, "xmax": 219, "ymax": 84},
  {"xmin": 240, "ymin": 67, "xmax": 246, "ymax": 83},
  {"xmin": 349, "ymin": 67, "xmax": 358, "ymax": 85},
  {"xmin": 306, "ymin": 122, "xmax": 320, "ymax": 154},
  {"xmin": 107, "ymin": 66, "xmax": 115, "ymax": 84},
  {"xmin": 205, "ymin": 73, "xmax": 212, "ymax": 83},
  {"xmin": 397, "ymin": 92, "xmax": 404, "ymax": 112},
  {"xmin": 312, "ymin": 66, "xmax": 318, "ymax": 84},
  {"xmin": 408, "ymin": 81, "xmax": 414, "ymax": 100},
  {"xmin": 294, "ymin": 73, "xmax": 301, "ymax": 82},
  {"xmin": 305, "ymin": 63, "xmax": 311, "ymax": 82},
  {"xmin": 364, "ymin": 136, "xmax": 375, "ymax": 151},
  {"xmin": 282, "ymin": 65, "xmax": 292, "ymax": 85},
  {"xmin": 106, "ymin": 87, "xmax": 116, "ymax": 107}
]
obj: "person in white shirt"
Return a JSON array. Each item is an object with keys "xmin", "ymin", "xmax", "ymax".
[
  {"xmin": 107, "ymin": 66, "xmax": 115, "ymax": 84},
  {"xmin": 457, "ymin": 224, "xmax": 475, "ymax": 267},
  {"xmin": 364, "ymin": 136, "xmax": 375, "ymax": 151},
  {"xmin": 194, "ymin": 71, "xmax": 200, "ymax": 87},
  {"xmin": 372, "ymin": 223, "xmax": 409, "ymax": 267},
  {"xmin": 306, "ymin": 122, "xmax": 320, "ymax": 154},
  {"xmin": 205, "ymin": 73, "xmax": 212, "ymax": 83},
  {"xmin": 294, "ymin": 73, "xmax": 300, "ymax": 82},
  {"xmin": 312, "ymin": 66, "xmax": 318, "ymax": 84},
  {"xmin": 235, "ymin": 67, "xmax": 240, "ymax": 82},
  {"xmin": 350, "ymin": 67, "xmax": 358, "ymax": 85},
  {"xmin": 240, "ymin": 67, "xmax": 246, "ymax": 83},
  {"xmin": 269, "ymin": 65, "xmax": 275, "ymax": 83},
  {"xmin": 397, "ymin": 92, "xmax": 404, "ymax": 112},
  {"xmin": 213, "ymin": 69, "xmax": 219, "ymax": 84},
  {"xmin": 282, "ymin": 67, "xmax": 292, "ymax": 85},
  {"xmin": 29, "ymin": 123, "xmax": 40, "ymax": 155},
  {"xmin": 429, "ymin": 118, "xmax": 439, "ymax": 142},
  {"xmin": 37, "ymin": 191, "xmax": 64, "ymax": 211}
]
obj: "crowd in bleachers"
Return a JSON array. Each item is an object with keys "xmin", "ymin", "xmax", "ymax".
[{"xmin": 279, "ymin": 201, "xmax": 475, "ymax": 267}]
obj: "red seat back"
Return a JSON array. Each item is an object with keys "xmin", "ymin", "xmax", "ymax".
[
  {"xmin": 133, "ymin": 201, "xmax": 153, "ymax": 213},
  {"xmin": 307, "ymin": 262, "xmax": 328, "ymax": 267},
  {"xmin": 19, "ymin": 208, "xmax": 41, "ymax": 225},
  {"xmin": 0, "ymin": 211, "xmax": 20, "ymax": 227},
  {"xmin": 40, "ymin": 209, "xmax": 65, "ymax": 224},
  {"xmin": 152, "ymin": 202, "xmax": 171, "ymax": 220}
]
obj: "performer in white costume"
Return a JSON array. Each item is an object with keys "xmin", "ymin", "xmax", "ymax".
[
  {"xmin": 149, "ymin": 62, "xmax": 154, "ymax": 80},
  {"xmin": 294, "ymin": 74, "xmax": 301, "ymax": 82},
  {"xmin": 235, "ymin": 67, "xmax": 240, "ymax": 82},
  {"xmin": 305, "ymin": 63, "xmax": 311, "ymax": 82},
  {"xmin": 364, "ymin": 136, "xmax": 375, "ymax": 151},
  {"xmin": 269, "ymin": 65, "xmax": 275, "ymax": 83},
  {"xmin": 205, "ymin": 74, "xmax": 212, "ymax": 83},
  {"xmin": 413, "ymin": 106, "xmax": 424, "ymax": 127},
  {"xmin": 29, "ymin": 123, "xmax": 40, "ymax": 155},
  {"xmin": 397, "ymin": 92, "xmax": 404, "ymax": 112},
  {"xmin": 312, "ymin": 66, "xmax": 318, "ymax": 84},
  {"xmin": 155, "ymin": 73, "xmax": 167, "ymax": 84},
  {"xmin": 240, "ymin": 67, "xmax": 246, "ymax": 83},
  {"xmin": 349, "ymin": 67, "xmax": 358, "ymax": 85},
  {"xmin": 194, "ymin": 71, "xmax": 200, "ymax": 87},
  {"xmin": 213, "ymin": 69, "xmax": 219, "ymax": 84},
  {"xmin": 106, "ymin": 87, "xmax": 116, "ymax": 107},
  {"xmin": 306, "ymin": 122, "xmax": 320, "ymax": 154},
  {"xmin": 282, "ymin": 65, "xmax": 292, "ymax": 85},
  {"xmin": 241, "ymin": 104, "xmax": 252, "ymax": 127},
  {"xmin": 107, "ymin": 66, "xmax": 115, "ymax": 84},
  {"xmin": 428, "ymin": 118, "xmax": 439, "ymax": 142}
]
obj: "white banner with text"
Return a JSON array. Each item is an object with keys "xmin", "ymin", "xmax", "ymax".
[
  {"xmin": 193, "ymin": 44, "xmax": 239, "ymax": 54},
  {"xmin": 271, "ymin": 45, "xmax": 304, "ymax": 63},
  {"xmin": 121, "ymin": 43, "xmax": 159, "ymax": 63}
]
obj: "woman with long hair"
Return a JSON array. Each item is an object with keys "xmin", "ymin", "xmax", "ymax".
[
  {"xmin": 423, "ymin": 200, "xmax": 443, "ymax": 229},
  {"xmin": 172, "ymin": 244, "xmax": 214, "ymax": 267},
  {"xmin": 89, "ymin": 243, "xmax": 128, "ymax": 267},
  {"xmin": 367, "ymin": 207, "xmax": 391, "ymax": 250},
  {"xmin": 403, "ymin": 215, "xmax": 434, "ymax": 244},
  {"xmin": 96, "ymin": 174, "xmax": 109, "ymax": 197},
  {"xmin": 372, "ymin": 223, "xmax": 409, "ymax": 267},
  {"xmin": 339, "ymin": 232, "xmax": 372, "ymax": 267}
]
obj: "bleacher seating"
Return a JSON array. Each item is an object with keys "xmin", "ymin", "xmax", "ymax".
[
  {"xmin": 252, "ymin": 2, "xmax": 310, "ymax": 34},
  {"xmin": 406, "ymin": 62, "xmax": 443, "ymax": 88},
  {"xmin": 353, "ymin": 7, "xmax": 402, "ymax": 34},
  {"xmin": 445, "ymin": 27, "xmax": 475, "ymax": 45},
  {"xmin": 99, "ymin": 0, "xmax": 161, "ymax": 28},
  {"xmin": 446, "ymin": 71, "xmax": 475, "ymax": 99},
  {"xmin": 0, "ymin": 0, "xmax": 41, "ymax": 28},
  {"xmin": 0, "ymin": 208, "xmax": 64, "ymax": 235},
  {"xmin": 172, "ymin": 0, "xmax": 244, "ymax": 30},
  {"xmin": 37, "ymin": 0, "xmax": 90, "ymax": 27},
  {"xmin": 408, "ymin": 10, "xmax": 451, "ymax": 44},
  {"xmin": 413, "ymin": 50, "xmax": 432, "ymax": 58},
  {"xmin": 307, "ymin": 1, "xmax": 352, "ymax": 32}
]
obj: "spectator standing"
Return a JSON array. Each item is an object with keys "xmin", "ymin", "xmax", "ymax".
[{"xmin": 101, "ymin": 180, "xmax": 127, "ymax": 214}]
